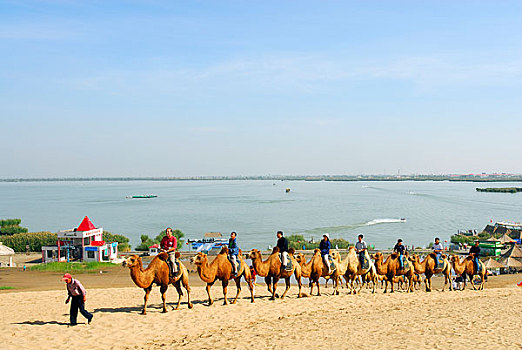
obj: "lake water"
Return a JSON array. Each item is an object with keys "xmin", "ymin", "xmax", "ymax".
[{"xmin": 1, "ymin": 180, "xmax": 521, "ymax": 250}]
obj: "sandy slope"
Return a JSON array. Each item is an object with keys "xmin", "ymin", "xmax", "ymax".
[{"xmin": 1, "ymin": 280, "xmax": 521, "ymax": 350}]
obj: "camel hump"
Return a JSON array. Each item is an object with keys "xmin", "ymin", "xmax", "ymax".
[
  {"xmin": 272, "ymin": 246, "xmax": 280, "ymax": 254},
  {"xmin": 390, "ymin": 252, "xmax": 398, "ymax": 259},
  {"xmin": 288, "ymin": 247, "xmax": 295, "ymax": 255},
  {"xmin": 313, "ymin": 248, "xmax": 320, "ymax": 254},
  {"xmin": 220, "ymin": 246, "xmax": 229, "ymax": 255},
  {"xmin": 157, "ymin": 252, "xmax": 169, "ymax": 261}
]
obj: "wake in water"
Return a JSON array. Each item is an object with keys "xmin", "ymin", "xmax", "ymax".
[
  {"xmin": 365, "ymin": 218, "xmax": 406, "ymax": 225},
  {"xmin": 304, "ymin": 218, "xmax": 406, "ymax": 234}
]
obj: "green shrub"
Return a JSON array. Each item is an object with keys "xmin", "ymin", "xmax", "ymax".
[
  {"xmin": 450, "ymin": 234, "xmax": 476, "ymax": 245},
  {"xmin": 287, "ymin": 234, "xmax": 350, "ymax": 250},
  {"xmin": 135, "ymin": 229, "xmax": 185, "ymax": 251},
  {"xmin": 103, "ymin": 231, "xmax": 131, "ymax": 252},
  {"xmin": 0, "ymin": 218, "xmax": 28, "ymax": 236},
  {"xmin": 1, "ymin": 231, "xmax": 57, "ymax": 252},
  {"xmin": 0, "ymin": 219, "xmax": 22, "ymax": 227}
]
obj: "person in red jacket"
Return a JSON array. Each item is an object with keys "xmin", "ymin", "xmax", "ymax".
[{"xmin": 160, "ymin": 227, "xmax": 178, "ymax": 277}]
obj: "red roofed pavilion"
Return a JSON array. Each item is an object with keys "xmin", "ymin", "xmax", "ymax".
[{"xmin": 77, "ymin": 216, "xmax": 96, "ymax": 231}]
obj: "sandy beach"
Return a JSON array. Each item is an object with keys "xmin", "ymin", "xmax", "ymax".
[{"xmin": 1, "ymin": 271, "xmax": 521, "ymax": 350}]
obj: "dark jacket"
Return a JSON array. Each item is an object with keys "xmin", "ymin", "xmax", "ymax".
[
  {"xmin": 469, "ymin": 245, "xmax": 480, "ymax": 257},
  {"xmin": 277, "ymin": 237, "xmax": 288, "ymax": 253},
  {"xmin": 393, "ymin": 243, "xmax": 406, "ymax": 255},
  {"xmin": 319, "ymin": 239, "xmax": 331, "ymax": 256},
  {"xmin": 228, "ymin": 238, "xmax": 239, "ymax": 256}
]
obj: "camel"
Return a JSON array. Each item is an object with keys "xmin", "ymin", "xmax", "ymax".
[
  {"xmin": 248, "ymin": 247, "xmax": 303, "ymax": 300},
  {"xmin": 296, "ymin": 249, "xmax": 340, "ymax": 296},
  {"xmin": 191, "ymin": 246, "xmax": 254, "ymax": 305},
  {"xmin": 408, "ymin": 253, "xmax": 452, "ymax": 292},
  {"xmin": 341, "ymin": 248, "xmax": 378, "ymax": 294},
  {"xmin": 123, "ymin": 252, "xmax": 192, "ymax": 314},
  {"xmin": 450, "ymin": 255, "xmax": 486, "ymax": 290},
  {"xmin": 373, "ymin": 252, "xmax": 415, "ymax": 293},
  {"xmin": 412, "ymin": 273, "xmax": 423, "ymax": 290}
]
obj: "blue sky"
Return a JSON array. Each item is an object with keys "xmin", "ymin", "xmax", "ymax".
[{"xmin": 1, "ymin": 1, "xmax": 521, "ymax": 177}]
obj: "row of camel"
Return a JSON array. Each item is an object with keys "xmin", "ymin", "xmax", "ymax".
[{"xmin": 122, "ymin": 246, "xmax": 486, "ymax": 314}]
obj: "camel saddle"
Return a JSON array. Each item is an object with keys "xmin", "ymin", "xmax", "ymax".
[
  {"xmin": 326, "ymin": 255, "xmax": 336, "ymax": 272},
  {"xmin": 278, "ymin": 254, "xmax": 293, "ymax": 271},
  {"xmin": 360, "ymin": 255, "xmax": 369, "ymax": 270}
]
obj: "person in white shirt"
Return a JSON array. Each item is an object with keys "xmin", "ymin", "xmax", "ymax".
[{"xmin": 432, "ymin": 237, "xmax": 444, "ymax": 266}]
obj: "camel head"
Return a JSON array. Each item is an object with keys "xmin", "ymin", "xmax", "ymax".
[
  {"xmin": 191, "ymin": 252, "xmax": 208, "ymax": 266},
  {"xmin": 219, "ymin": 246, "xmax": 229, "ymax": 255},
  {"xmin": 313, "ymin": 248, "xmax": 320, "ymax": 255},
  {"xmin": 122, "ymin": 255, "xmax": 141, "ymax": 268},
  {"xmin": 295, "ymin": 253, "xmax": 305, "ymax": 264},
  {"xmin": 271, "ymin": 246, "xmax": 280, "ymax": 255},
  {"xmin": 372, "ymin": 251, "xmax": 383, "ymax": 261},
  {"xmin": 450, "ymin": 255, "xmax": 460, "ymax": 264},
  {"xmin": 249, "ymin": 249, "xmax": 261, "ymax": 261},
  {"xmin": 347, "ymin": 246, "xmax": 355, "ymax": 252},
  {"xmin": 331, "ymin": 251, "xmax": 341, "ymax": 262},
  {"xmin": 408, "ymin": 254, "xmax": 419, "ymax": 262}
]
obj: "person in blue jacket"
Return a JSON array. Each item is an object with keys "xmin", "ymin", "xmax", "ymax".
[
  {"xmin": 228, "ymin": 231, "xmax": 240, "ymax": 275},
  {"xmin": 320, "ymin": 233, "xmax": 332, "ymax": 273}
]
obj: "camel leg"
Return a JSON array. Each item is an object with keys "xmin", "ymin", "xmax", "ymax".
[
  {"xmin": 206, "ymin": 281, "xmax": 215, "ymax": 306},
  {"xmin": 160, "ymin": 284, "xmax": 168, "ymax": 313},
  {"xmin": 172, "ymin": 281, "xmax": 182, "ymax": 310},
  {"xmin": 265, "ymin": 276, "xmax": 274, "ymax": 297},
  {"xmin": 272, "ymin": 277, "xmax": 279, "ymax": 300},
  {"xmin": 182, "ymin": 273, "xmax": 193, "ymax": 309},
  {"xmin": 280, "ymin": 277, "xmax": 291, "ymax": 299},
  {"xmin": 316, "ymin": 280, "xmax": 321, "ymax": 296},
  {"xmin": 142, "ymin": 286, "xmax": 152, "ymax": 315},
  {"xmin": 390, "ymin": 278, "xmax": 395, "ymax": 293},
  {"xmin": 222, "ymin": 279, "xmax": 229, "ymax": 305},
  {"xmin": 246, "ymin": 275, "xmax": 255, "ymax": 303},
  {"xmin": 231, "ymin": 277, "xmax": 241, "ymax": 304},
  {"xmin": 295, "ymin": 272, "xmax": 303, "ymax": 298},
  {"xmin": 334, "ymin": 275, "xmax": 340, "ymax": 295}
]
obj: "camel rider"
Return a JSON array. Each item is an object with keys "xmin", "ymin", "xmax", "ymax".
[
  {"xmin": 469, "ymin": 240, "xmax": 481, "ymax": 272},
  {"xmin": 228, "ymin": 231, "xmax": 240, "ymax": 275},
  {"xmin": 276, "ymin": 231, "xmax": 290, "ymax": 270},
  {"xmin": 160, "ymin": 227, "xmax": 178, "ymax": 278},
  {"xmin": 393, "ymin": 239, "xmax": 406, "ymax": 269},
  {"xmin": 320, "ymin": 233, "xmax": 332, "ymax": 273},
  {"xmin": 355, "ymin": 234, "xmax": 367, "ymax": 266},
  {"xmin": 432, "ymin": 237, "xmax": 444, "ymax": 266}
]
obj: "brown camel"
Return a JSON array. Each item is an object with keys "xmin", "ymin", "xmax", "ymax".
[
  {"xmin": 408, "ymin": 253, "xmax": 452, "ymax": 292},
  {"xmin": 412, "ymin": 273, "xmax": 423, "ymax": 290},
  {"xmin": 342, "ymin": 248, "xmax": 378, "ymax": 294},
  {"xmin": 296, "ymin": 249, "xmax": 340, "ymax": 296},
  {"xmin": 191, "ymin": 246, "xmax": 254, "ymax": 305},
  {"xmin": 373, "ymin": 252, "xmax": 415, "ymax": 293},
  {"xmin": 123, "ymin": 252, "xmax": 192, "ymax": 314},
  {"xmin": 248, "ymin": 247, "xmax": 303, "ymax": 300},
  {"xmin": 450, "ymin": 255, "xmax": 486, "ymax": 290}
]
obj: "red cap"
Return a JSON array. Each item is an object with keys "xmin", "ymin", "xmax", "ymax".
[{"xmin": 61, "ymin": 273, "xmax": 72, "ymax": 281}]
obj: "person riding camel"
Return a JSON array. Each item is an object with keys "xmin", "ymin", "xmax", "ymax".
[
  {"xmin": 432, "ymin": 237, "xmax": 444, "ymax": 266},
  {"xmin": 228, "ymin": 231, "xmax": 240, "ymax": 275},
  {"xmin": 320, "ymin": 233, "xmax": 332, "ymax": 274},
  {"xmin": 160, "ymin": 227, "xmax": 178, "ymax": 278},
  {"xmin": 469, "ymin": 240, "xmax": 481, "ymax": 273},
  {"xmin": 276, "ymin": 231, "xmax": 291, "ymax": 270},
  {"xmin": 393, "ymin": 239, "xmax": 406, "ymax": 269},
  {"xmin": 355, "ymin": 234, "xmax": 367, "ymax": 267}
]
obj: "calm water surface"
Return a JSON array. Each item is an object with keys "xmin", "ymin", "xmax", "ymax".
[{"xmin": 1, "ymin": 180, "xmax": 521, "ymax": 250}]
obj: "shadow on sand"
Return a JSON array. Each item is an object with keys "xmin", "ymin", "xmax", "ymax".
[{"xmin": 13, "ymin": 320, "xmax": 75, "ymax": 326}]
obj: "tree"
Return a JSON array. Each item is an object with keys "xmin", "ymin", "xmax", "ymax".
[{"xmin": 135, "ymin": 229, "xmax": 185, "ymax": 251}]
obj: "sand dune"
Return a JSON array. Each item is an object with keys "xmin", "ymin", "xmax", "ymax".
[{"xmin": 1, "ymin": 279, "xmax": 521, "ymax": 350}]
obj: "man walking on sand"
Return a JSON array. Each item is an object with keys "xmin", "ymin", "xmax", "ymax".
[{"xmin": 62, "ymin": 273, "xmax": 93, "ymax": 326}]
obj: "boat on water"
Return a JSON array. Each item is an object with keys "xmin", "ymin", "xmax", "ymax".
[{"xmin": 126, "ymin": 195, "xmax": 158, "ymax": 199}]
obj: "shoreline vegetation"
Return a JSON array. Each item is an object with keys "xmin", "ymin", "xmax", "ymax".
[
  {"xmin": 1, "ymin": 174, "xmax": 522, "ymax": 183},
  {"xmin": 476, "ymin": 187, "xmax": 522, "ymax": 193}
]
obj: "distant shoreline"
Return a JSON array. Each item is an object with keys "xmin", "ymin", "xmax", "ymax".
[{"xmin": 1, "ymin": 175, "xmax": 522, "ymax": 183}]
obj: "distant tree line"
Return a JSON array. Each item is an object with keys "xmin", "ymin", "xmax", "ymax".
[{"xmin": 286, "ymin": 234, "xmax": 351, "ymax": 250}]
